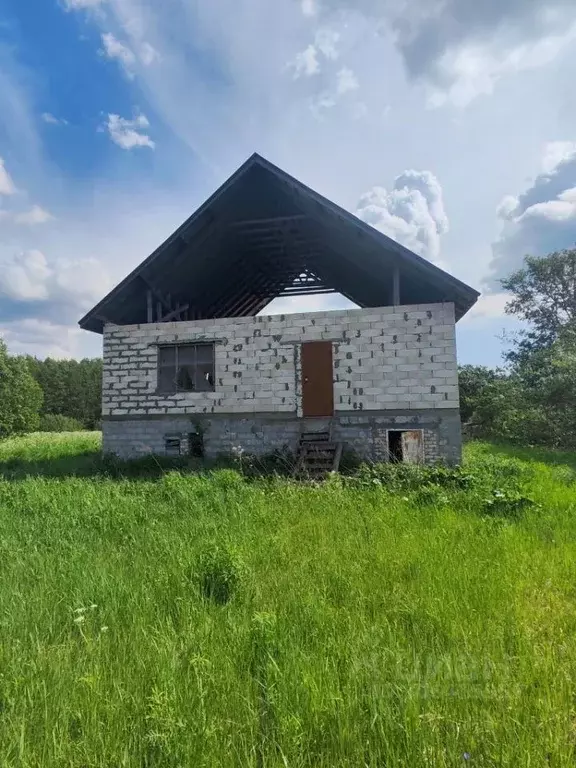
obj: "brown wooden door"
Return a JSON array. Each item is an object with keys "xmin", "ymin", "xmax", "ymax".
[{"xmin": 301, "ymin": 342, "xmax": 334, "ymax": 417}]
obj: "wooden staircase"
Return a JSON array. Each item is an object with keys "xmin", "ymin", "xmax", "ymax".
[{"xmin": 295, "ymin": 425, "xmax": 343, "ymax": 479}]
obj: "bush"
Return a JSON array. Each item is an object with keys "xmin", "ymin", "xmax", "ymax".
[
  {"xmin": 346, "ymin": 462, "xmax": 477, "ymax": 492},
  {"xmin": 195, "ymin": 544, "xmax": 244, "ymax": 605},
  {"xmin": 39, "ymin": 414, "xmax": 85, "ymax": 433},
  {"xmin": 481, "ymin": 488, "xmax": 539, "ymax": 519}
]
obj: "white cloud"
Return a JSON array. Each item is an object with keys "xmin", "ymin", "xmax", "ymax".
[
  {"xmin": 309, "ymin": 67, "xmax": 360, "ymax": 114},
  {"xmin": 489, "ymin": 141, "xmax": 576, "ymax": 286},
  {"xmin": 101, "ymin": 32, "xmax": 136, "ymax": 73},
  {"xmin": 314, "ymin": 29, "xmax": 340, "ymax": 60},
  {"xmin": 301, "ymin": 0, "xmax": 317, "ymax": 17},
  {"xmin": 105, "ymin": 113, "xmax": 155, "ymax": 150},
  {"xmin": 459, "ymin": 293, "xmax": 509, "ymax": 324},
  {"xmin": 542, "ymin": 141, "xmax": 576, "ymax": 174},
  {"xmin": 289, "ymin": 27, "xmax": 340, "ymax": 78},
  {"xmin": 100, "ymin": 32, "xmax": 159, "ymax": 74},
  {"xmin": 316, "ymin": 0, "xmax": 576, "ymax": 106},
  {"xmin": 0, "ymin": 250, "xmax": 51, "ymax": 300},
  {"xmin": 62, "ymin": 0, "xmax": 105, "ymax": 8},
  {"xmin": 41, "ymin": 112, "xmax": 68, "ymax": 126},
  {"xmin": 14, "ymin": 206, "xmax": 53, "ymax": 226},
  {"xmin": 427, "ymin": 26, "xmax": 576, "ymax": 108},
  {"xmin": 0, "ymin": 318, "xmax": 98, "ymax": 359},
  {"xmin": 0, "ymin": 249, "xmax": 111, "ymax": 314},
  {"xmin": 291, "ymin": 45, "xmax": 320, "ymax": 78},
  {"xmin": 335, "ymin": 66, "xmax": 358, "ymax": 94},
  {"xmin": 0, "ymin": 158, "xmax": 16, "ymax": 196},
  {"xmin": 356, "ymin": 169, "xmax": 449, "ymax": 263},
  {"xmin": 496, "ymin": 195, "xmax": 520, "ymax": 221},
  {"xmin": 139, "ymin": 41, "xmax": 160, "ymax": 66}
]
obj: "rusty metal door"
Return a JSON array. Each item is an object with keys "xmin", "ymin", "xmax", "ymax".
[
  {"xmin": 301, "ymin": 342, "xmax": 334, "ymax": 417},
  {"xmin": 402, "ymin": 430, "xmax": 424, "ymax": 464}
]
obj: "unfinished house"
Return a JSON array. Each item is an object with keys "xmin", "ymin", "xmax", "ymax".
[{"xmin": 80, "ymin": 154, "xmax": 479, "ymax": 467}]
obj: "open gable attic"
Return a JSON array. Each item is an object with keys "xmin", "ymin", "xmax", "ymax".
[{"xmin": 80, "ymin": 153, "xmax": 479, "ymax": 468}]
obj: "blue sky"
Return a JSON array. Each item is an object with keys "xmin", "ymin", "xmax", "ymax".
[{"xmin": 1, "ymin": 0, "xmax": 576, "ymax": 363}]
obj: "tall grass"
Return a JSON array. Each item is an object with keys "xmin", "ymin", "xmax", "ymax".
[{"xmin": 0, "ymin": 433, "xmax": 575, "ymax": 765}]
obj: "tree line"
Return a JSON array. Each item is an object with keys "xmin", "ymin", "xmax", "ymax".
[
  {"xmin": 1, "ymin": 246, "xmax": 576, "ymax": 445},
  {"xmin": 0, "ymin": 353, "xmax": 102, "ymax": 436}
]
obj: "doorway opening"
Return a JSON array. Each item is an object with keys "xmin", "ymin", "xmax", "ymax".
[
  {"xmin": 386, "ymin": 430, "xmax": 424, "ymax": 464},
  {"xmin": 387, "ymin": 431, "xmax": 404, "ymax": 462}
]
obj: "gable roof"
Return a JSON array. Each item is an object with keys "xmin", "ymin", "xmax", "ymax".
[{"xmin": 79, "ymin": 153, "xmax": 479, "ymax": 333}]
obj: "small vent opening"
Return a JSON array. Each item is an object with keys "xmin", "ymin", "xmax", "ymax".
[{"xmin": 165, "ymin": 434, "xmax": 182, "ymax": 457}]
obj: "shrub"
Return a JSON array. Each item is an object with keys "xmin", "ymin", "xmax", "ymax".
[
  {"xmin": 196, "ymin": 544, "xmax": 244, "ymax": 605},
  {"xmin": 39, "ymin": 414, "xmax": 85, "ymax": 433},
  {"xmin": 481, "ymin": 489, "xmax": 539, "ymax": 520},
  {"xmin": 346, "ymin": 462, "xmax": 477, "ymax": 492}
]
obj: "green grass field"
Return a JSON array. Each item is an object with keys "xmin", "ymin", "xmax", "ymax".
[{"xmin": 1, "ymin": 433, "xmax": 576, "ymax": 766}]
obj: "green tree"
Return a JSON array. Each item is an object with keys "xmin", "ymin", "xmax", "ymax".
[
  {"xmin": 458, "ymin": 365, "xmax": 505, "ymax": 423},
  {"xmin": 501, "ymin": 247, "xmax": 576, "ymax": 365},
  {"xmin": 0, "ymin": 340, "xmax": 43, "ymax": 437}
]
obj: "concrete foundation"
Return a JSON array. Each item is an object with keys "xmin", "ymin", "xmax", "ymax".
[{"xmin": 102, "ymin": 408, "xmax": 462, "ymax": 465}]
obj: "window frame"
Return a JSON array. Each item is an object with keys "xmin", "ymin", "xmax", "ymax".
[{"xmin": 157, "ymin": 342, "xmax": 216, "ymax": 394}]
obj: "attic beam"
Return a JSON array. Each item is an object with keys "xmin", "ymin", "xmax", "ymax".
[
  {"xmin": 140, "ymin": 276, "xmax": 172, "ymax": 313},
  {"xmin": 147, "ymin": 290, "xmax": 153, "ymax": 323},
  {"xmin": 161, "ymin": 304, "xmax": 190, "ymax": 322},
  {"xmin": 392, "ymin": 266, "xmax": 401, "ymax": 306}
]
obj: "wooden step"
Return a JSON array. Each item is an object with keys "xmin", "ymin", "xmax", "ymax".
[
  {"xmin": 300, "ymin": 432, "xmax": 330, "ymax": 443},
  {"xmin": 294, "ymin": 440, "xmax": 344, "ymax": 479}
]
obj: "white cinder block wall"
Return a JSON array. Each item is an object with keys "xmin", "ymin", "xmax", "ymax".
[{"xmin": 102, "ymin": 303, "xmax": 459, "ymax": 417}]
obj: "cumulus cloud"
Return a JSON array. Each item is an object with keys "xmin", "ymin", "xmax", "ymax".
[
  {"xmin": 316, "ymin": 0, "xmax": 576, "ymax": 105},
  {"xmin": 0, "ymin": 249, "xmax": 111, "ymax": 323},
  {"xmin": 309, "ymin": 66, "xmax": 360, "ymax": 114},
  {"xmin": 0, "ymin": 158, "xmax": 16, "ymax": 196},
  {"xmin": 289, "ymin": 28, "xmax": 340, "ymax": 78},
  {"xmin": 489, "ymin": 141, "xmax": 576, "ymax": 286},
  {"xmin": 314, "ymin": 29, "xmax": 340, "ymax": 60},
  {"xmin": 101, "ymin": 32, "xmax": 136, "ymax": 72},
  {"xmin": 427, "ymin": 27, "xmax": 576, "ymax": 107},
  {"xmin": 291, "ymin": 45, "xmax": 320, "ymax": 78},
  {"xmin": 356, "ymin": 169, "xmax": 449, "ymax": 263},
  {"xmin": 105, "ymin": 113, "xmax": 155, "ymax": 150},
  {"xmin": 100, "ymin": 32, "xmax": 159, "ymax": 74},
  {"xmin": 335, "ymin": 66, "xmax": 358, "ymax": 94}
]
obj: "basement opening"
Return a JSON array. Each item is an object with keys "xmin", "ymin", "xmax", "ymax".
[
  {"xmin": 387, "ymin": 430, "xmax": 424, "ymax": 464},
  {"xmin": 164, "ymin": 431, "xmax": 205, "ymax": 458},
  {"xmin": 387, "ymin": 431, "xmax": 404, "ymax": 463}
]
